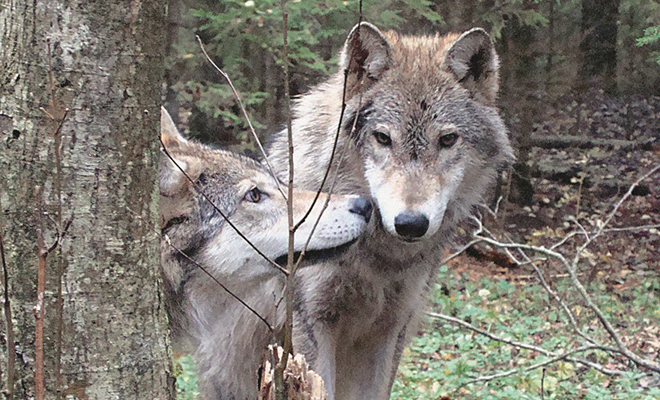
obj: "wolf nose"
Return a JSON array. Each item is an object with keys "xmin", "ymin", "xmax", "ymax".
[
  {"xmin": 349, "ymin": 197, "xmax": 373, "ymax": 223},
  {"xmin": 394, "ymin": 213, "xmax": 429, "ymax": 239}
]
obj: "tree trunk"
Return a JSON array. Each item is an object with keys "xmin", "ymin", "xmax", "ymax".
[
  {"xmin": 579, "ymin": 0, "xmax": 620, "ymax": 92},
  {"xmin": 0, "ymin": 1, "xmax": 174, "ymax": 399}
]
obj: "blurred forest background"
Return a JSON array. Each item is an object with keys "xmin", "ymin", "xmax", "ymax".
[
  {"xmin": 163, "ymin": 1, "xmax": 660, "ymax": 398},
  {"xmin": 162, "ymin": 0, "xmax": 660, "ymax": 209},
  {"xmin": 162, "ymin": 0, "xmax": 660, "ymax": 144}
]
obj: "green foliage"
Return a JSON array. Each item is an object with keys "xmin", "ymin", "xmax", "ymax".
[
  {"xmin": 172, "ymin": 270, "xmax": 660, "ymax": 399},
  {"xmin": 168, "ymin": 0, "xmax": 444, "ymax": 145},
  {"xmin": 173, "ymin": 354, "xmax": 199, "ymax": 400},
  {"xmin": 478, "ymin": 0, "xmax": 549, "ymax": 39},
  {"xmin": 637, "ymin": 25, "xmax": 660, "ymax": 65},
  {"xmin": 391, "ymin": 268, "xmax": 660, "ymax": 400}
]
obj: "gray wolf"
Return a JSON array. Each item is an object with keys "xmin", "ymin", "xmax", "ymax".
[
  {"xmin": 159, "ymin": 107, "xmax": 372, "ymax": 399},
  {"xmin": 267, "ymin": 23, "xmax": 514, "ymax": 399}
]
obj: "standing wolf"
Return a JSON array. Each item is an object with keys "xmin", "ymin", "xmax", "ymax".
[
  {"xmin": 268, "ymin": 23, "xmax": 514, "ymax": 399},
  {"xmin": 159, "ymin": 108, "xmax": 372, "ymax": 399}
]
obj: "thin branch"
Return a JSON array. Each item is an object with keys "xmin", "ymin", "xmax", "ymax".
[
  {"xmin": 292, "ymin": 12, "xmax": 363, "ymax": 232},
  {"xmin": 541, "ymin": 368, "xmax": 545, "ymax": 400},
  {"xmin": 428, "ymin": 312, "xmax": 623, "ymax": 385},
  {"xmin": 574, "ymin": 163, "xmax": 660, "ymax": 264},
  {"xmin": 292, "ymin": 57, "xmax": 367, "ymax": 275},
  {"xmin": 475, "ymin": 221, "xmax": 597, "ymax": 345},
  {"xmin": 564, "ymin": 248, "xmax": 660, "ymax": 373},
  {"xmin": 462, "ymin": 345, "xmax": 617, "ymax": 386},
  {"xmin": 292, "ymin": 109, "xmax": 361, "ymax": 274},
  {"xmin": 600, "ymin": 223, "xmax": 660, "ymax": 233},
  {"xmin": 278, "ymin": 0, "xmax": 295, "ymax": 398},
  {"xmin": 473, "ymin": 218, "xmax": 660, "ymax": 374},
  {"xmin": 160, "ymin": 139, "xmax": 288, "ymax": 276},
  {"xmin": 196, "ymin": 36, "xmax": 287, "ymax": 201},
  {"xmin": 566, "ymin": 164, "xmax": 660, "ymax": 373}
]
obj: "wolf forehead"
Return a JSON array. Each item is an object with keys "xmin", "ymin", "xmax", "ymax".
[
  {"xmin": 171, "ymin": 143, "xmax": 267, "ymax": 182},
  {"xmin": 342, "ymin": 28, "xmax": 508, "ymax": 159}
]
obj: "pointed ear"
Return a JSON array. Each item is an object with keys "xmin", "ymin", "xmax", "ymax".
[
  {"xmin": 444, "ymin": 28, "xmax": 499, "ymax": 104},
  {"xmin": 340, "ymin": 22, "xmax": 392, "ymax": 96},
  {"xmin": 161, "ymin": 106, "xmax": 188, "ymax": 149},
  {"xmin": 160, "ymin": 154, "xmax": 189, "ymax": 197},
  {"xmin": 159, "ymin": 153, "xmax": 204, "ymax": 228}
]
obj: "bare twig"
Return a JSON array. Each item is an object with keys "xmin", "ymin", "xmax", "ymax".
[
  {"xmin": 292, "ymin": 10, "xmax": 363, "ymax": 232},
  {"xmin": 474, "ymin": 220, "xmax": 597, "ymax": 345},
  {"xmin": 165, "ymin": 235, "xmax": 274, "ymax": 332},
  {"xmin": 541, "ymin": 368, "xmax": 545, "ymax": 400},
  {"xmin": 428, "ymin": 311, "xmax": 623, "ymax": 385},
  {"xmin": 292, "ymin": 1, "xmax": 365, "ymax": 288},
  {"xmin": 196, "ymin": 36, "xmax": 286, "ymax": 201},
  {"xmin": 278, "ymin": 0, "xmax": 295, "ymax": 398},
  {"xmin": 470, "ymin": 179, "xmax": 660, "ymax": 374},
  {"xmin": 574, "ymin": 164, "xmax": 660, "ymax": 263},
  {"xmin": 462, "ymin": 344, "xmax": 616, "ymax": 386},
  {"xmin": 567, "ymin": 164, "xmax": 660, "ymax": 373},
  {"xmin": 292, "ymin": 94, "xmax": 363, "ymax": 273},
  {"xmin": 160, "ymin": 139, "xmax": 288, "ymax": 276}
]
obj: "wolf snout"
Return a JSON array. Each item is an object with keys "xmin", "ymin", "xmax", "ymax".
[
  {"xmin": 348, "ymin": 197, "xmax": 373, "ymax": 223},
  {"xmin": 394, "ymin": 212, "xmax": 429, "ymax": 239}
]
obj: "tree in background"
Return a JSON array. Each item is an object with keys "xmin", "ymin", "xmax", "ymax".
[
  {"xmin": 0, "ymin": 1, "xmax": 174, "ymax": 398},
  {"xmin": 164, "ymin": 0, "xmax": 443, "ymax": 146},
  {"xmin": 164, "ymin": 0, "xmax": 660, "ymax": 151},
  {"xmin": 580, "ymin": 0, "xmax": 621, "ymax": 92}
]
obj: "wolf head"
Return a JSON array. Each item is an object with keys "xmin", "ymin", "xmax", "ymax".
[
  {"xmin": 338, "ymin": 23, "xmax": 514, "ymax": 242},
  {"xmin": 160, "ymin": 107, "xmax": 372, "ymax": 288}
]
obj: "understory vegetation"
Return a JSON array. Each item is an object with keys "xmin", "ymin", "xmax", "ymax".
[
  {"xmin": 394, "ymin": 266, "xmax": 660, "ymax": 400},
  {"xmin": 174, "ymin": 264, "xmax": 660, "ymax": 399}
]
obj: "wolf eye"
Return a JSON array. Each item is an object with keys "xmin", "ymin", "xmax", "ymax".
[
  {"xmin": 373, "ymin": 131, "xmax": 392, "ymax": 146},
  {"xmin": 245, "ymin": 187, "xmax": 263, "ymax": 203},
  {"xmin": 438, "ymin": 133, "xmax": 459, "ymax": 149}
]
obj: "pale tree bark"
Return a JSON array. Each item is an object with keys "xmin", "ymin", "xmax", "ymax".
[{"xmin": 0, "ymin": 1, "xmax": 174, "ymax": 399}]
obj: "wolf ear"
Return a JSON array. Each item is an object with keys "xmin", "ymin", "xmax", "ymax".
[
  {"xmin": 160, "ymin": 152, "xmax": 204, "ymax": 228},
  {"xmin": 161, "ymin": 106, "xmax": 188, "ymax": 149},
  {"xmin": 340, "ymin": 22, "xmax": 392, "ymax": 95},
  {"xmin": 444, "ymin": 28, "xmax": 499, "ymax": 104}
]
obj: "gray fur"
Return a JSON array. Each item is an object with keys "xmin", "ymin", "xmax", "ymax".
[
  {"xmin": 267, "ymin": 23, "xmax": 514, "ymax": 399},
  {"xmin": 160, "ymin": 108, "xmax": 370, "ymax": 399}
]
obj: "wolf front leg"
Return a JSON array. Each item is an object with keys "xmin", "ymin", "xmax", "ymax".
[
  {"xmin": 333, "ymin": 325, "xmax": 402, "ymax": 400},
  {"xmin": 293, "ymin": 304, "xmax": 338, "ymax": 399}
]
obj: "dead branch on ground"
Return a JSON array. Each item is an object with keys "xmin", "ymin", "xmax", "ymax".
[{"xmin": 433, "ymin": 163, "xmax": 660, "ymax": 388}]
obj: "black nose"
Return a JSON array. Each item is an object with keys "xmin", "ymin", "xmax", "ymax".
[
  {"xmin": 348, "ymin": 197, "xmax": 373, "ymax": 223},
  {"xmin": 394, "ymin": 213, "xmax": 429, "ymax": 239}
]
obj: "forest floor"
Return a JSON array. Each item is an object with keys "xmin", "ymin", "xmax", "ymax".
[{"xmin": 393, "ymin": 91, "xmax": 660, "ymax": 400}]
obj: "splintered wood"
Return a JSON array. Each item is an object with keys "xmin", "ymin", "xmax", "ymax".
[{"xmin": 259, "ymin": 345, "xmax": 327, "ymax": 400}]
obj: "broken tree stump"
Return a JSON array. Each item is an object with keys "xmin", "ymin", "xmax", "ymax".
[{"xmin": 259, "ymin": 345, "xmax": 327, "ymax": 400}]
